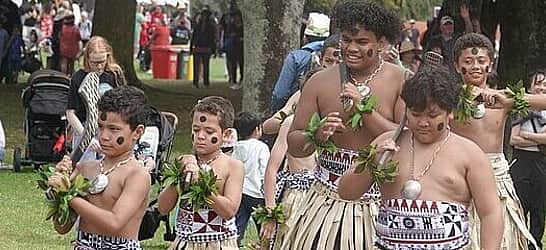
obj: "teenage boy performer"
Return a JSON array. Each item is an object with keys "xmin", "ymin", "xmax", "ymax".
[
  {"xmin": 449, "ymin": 33, "xmax": 537, "ymax": 249},
  {"xmin": 48, "ymin": 86, "xmax": 152, "ymax": 249},
  {"xmin": 282, "ymin": 1, "xmax": 406, "ymax": 249},
  {"xmin": 339, "ymin": 66, "xmax": 503, "ymax": 250},
  {"xmin": 158, "ymin": 96, "xmax": 245, "ymax": 250}
]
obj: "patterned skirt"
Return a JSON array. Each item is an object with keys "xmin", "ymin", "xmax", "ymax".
[
  {"xmin": 169, "ymin": 237, "xmax": 238, "ymax": 250},
  {"xmin": 74, "ymin": 230, "xmax": 141, "ymax": 250}
]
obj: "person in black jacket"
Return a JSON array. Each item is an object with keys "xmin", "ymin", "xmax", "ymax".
[{"xmin": 190, "ymin": 7, "xmax": 217, "ymax": 88}]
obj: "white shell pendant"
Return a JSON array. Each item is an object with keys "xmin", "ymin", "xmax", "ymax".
[
  {"xmin": 473, "ymin": 103, "xmax": 486, "ymax": 119},
  {"xmin": 401, "ymin": 179, "xmax": 422, "ymax": 200},
  {"xmin": 201, "ymin": 164, "xmax": 212, "ymax": 172},
  {"xmin": 357, "ymin": 85, "xmax": 371, "ymax": 99},
  {"xmin": 89, "ymin": 174, "xmax": 109, "ymax": 194}
]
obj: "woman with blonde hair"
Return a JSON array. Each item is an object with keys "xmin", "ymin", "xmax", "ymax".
[{"xmin": 66, "ymin": 35, "xmax": 126, "ymax": 163}]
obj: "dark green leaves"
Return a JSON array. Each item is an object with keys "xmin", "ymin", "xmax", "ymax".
[
  {"xmin": 348, "ymin": 95, "xmax": 378, "ymax": 129},
  {"xmin": 180, "ymin": 169, "xmax": 219, "ymax": 212},
  {"xmin": 303, "ymin": 112, "xmax": 337, "ymax": 155},
  {"xmin": 161, "ymin": 161, "xmax": 183, "ymax": 193},
  {"xmin": 455, "ymin": 84, "xmax": 478, "ymax": 123},
  {"xmin": 354, "ymin": 145, "xmax": 398, "ymax": 184},
  {"xmin": 505, "ymin": 80, "xmax": 530, "ymax": 118},
  {"xmin": 252, "ymin": 203, "xmax": 286, "ymax": 225}
]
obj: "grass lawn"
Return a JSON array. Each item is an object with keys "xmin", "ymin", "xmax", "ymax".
[{"xmin": 0, "ymin": 57, "xmax": 259, "ymax": 249}]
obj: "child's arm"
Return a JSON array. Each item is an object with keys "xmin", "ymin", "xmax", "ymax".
[
  {"xmin": 209, "ymin": 159, "xmax": 244, "ymax": 220},
  {"xmin": 69, "ymin": 166, "xmax": 151, "ymax": 235},
  {"xmin": 158, "ymin": 185, "xmax": 178, "ymax": 215},
  {"xmin": 466, "ymin": 143, "xmax": 503, "ymax": 250}
]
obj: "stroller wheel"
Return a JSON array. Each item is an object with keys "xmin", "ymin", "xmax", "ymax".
[{"xmin": 13, "ymin": 147, "xmax": 22, "ymax": 172}]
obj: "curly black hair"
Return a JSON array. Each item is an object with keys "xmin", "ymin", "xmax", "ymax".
[
  {"xmin": 401, "ymin": 66, "xmax": 461, "ymax": 113},
  {"xmin": 234, "ymin": 111, "xmax": 262, "ymax": 140},
  {"xmin": 191, "ymin": 96, "xmax": 235, "ymax": 130},
  {"xmin": 333, "ymin": 0, "xmax": 402, "ymax": 44},
  {"xmin": 452, "ymin": 33, "xmax": 495, "ymax": 64},
  {"xmin": 98, "ymin": 86, "xmax": 149, "ymax": 130}
]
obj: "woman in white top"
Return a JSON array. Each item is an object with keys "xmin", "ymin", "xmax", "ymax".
[{"xmin": 510, "ymin": 70, "xmax": 546, "ymax": 250}]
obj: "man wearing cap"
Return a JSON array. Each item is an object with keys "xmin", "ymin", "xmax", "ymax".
[
  {"xmin": 430, "ymin": 4, "xmax": 473, "ymax": 68},
  {"xmin": 403, "ymin": 19, "xmax": 420, "ymax": 47},
  {"xmin": 270, "ymin": 12, "xmax": 330, "ymax": 113}
]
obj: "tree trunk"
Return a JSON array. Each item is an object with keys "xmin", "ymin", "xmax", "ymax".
[
  {"xmin": 238, "ymin": 0, "xmax": 305, "ymax": 116},
  {"xmin": 92, "ymin": 0, "xmax": 141, "ymax": 87}
]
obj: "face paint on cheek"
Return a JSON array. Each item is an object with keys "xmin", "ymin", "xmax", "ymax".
[
  {"xmin": 200, "ymin": 116, "xmax": 207, "ymax": 123},
  {"xmin": 211, "ymin": 137, "xmax": 218, "ymax": 144},
  {"xmin": 367, "ymin": 49, "xmax": 374, "ymax": 58},
  {"xmin": 485, "ymin": 66, "xmax": 490, "ymax": 73},
  {"xmin": 437, "ymin": 123, "xmax": 444, "ymax": 131},
  {"xmin": 461, "ymin": 67, "xmax": 468, "ymax": 74},
  {"xmin": 100, "ymin": 112, "xmax": 107, "ymax": 121},
  {"xmin": 191, "ymin": 133, "xmax": 195, "ymax": 142},
  {"xmin": 116, "ymin": 136, "xmax": 125, "ymax": 145},
  {"xmin": 471, "ymin": 47, "xmax": 479, "ymax": 55}
]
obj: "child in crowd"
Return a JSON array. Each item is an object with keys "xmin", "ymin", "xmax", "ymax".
[
  {"xmin": 232, "ymin": 111, "xmax": 270, "ymax": 246},
  {"xmin": 48, "ymin": 86, "xmax": 152, "ymax": 249},
  {"xmin": 158, "ymin": 96, "xmax": 244, "ymax": 249}
]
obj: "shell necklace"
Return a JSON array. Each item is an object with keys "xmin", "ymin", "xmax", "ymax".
[
  {"xmin": 88, "ymin": 156, "xmax": 133, "ymax": 194},
  {"xmin": 197, "ymin": 152, "xmax": 222, "ymax": 171},
  {"xmin": 342, "ymin": 58, "xmax": 384, "ymax": 111},
  {"xmin": 401, "ymin": 129, "xmax": 451, "ymax": 200}
]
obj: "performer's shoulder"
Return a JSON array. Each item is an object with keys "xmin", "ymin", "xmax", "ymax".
[
  {"xmin": 450, "ymin": 132, "xmax": 484, "ymax": 154},
  {"xmin": 382, "ymin": 62, "xmax": 405, "ymax": 83}
]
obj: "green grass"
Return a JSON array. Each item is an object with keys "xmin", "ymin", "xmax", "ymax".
[{"xmin": 0, "ymin": 58, "xmax": 262, "ymax": 249}]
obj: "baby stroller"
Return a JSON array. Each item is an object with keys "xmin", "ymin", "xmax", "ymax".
[
  {"xmin": 137, "ymin": 107, "xmax": 179, "ymax": 241},
  {"xmin": 13, "ymin": 70, "xmax": 70, "ymax": 172}
]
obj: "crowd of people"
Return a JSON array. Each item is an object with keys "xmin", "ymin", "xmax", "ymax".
[
  {"xmin": 0, "ymin": 0, "xmax": 93, "ymax": 79},
  {"xmin": 4, "ymin": 0, "xmax": 543, "ymax": 250},
  {"xmin": 136, "ymin": 2, "xmax": 244, "ymax": 89}
]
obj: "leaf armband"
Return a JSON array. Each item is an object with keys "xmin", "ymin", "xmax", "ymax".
[
  {"xmin": 455, "ymin": 84, "xmax": 479, "ymax": 123},
  {"xmin": 347, "ymin": 95, "xmax": 378, "ymax": 129},
  {"xmin": 505, "ymin": 80, "xmax": 530, "ymax": 118},
  {"xmin": 43, "ymin": 174, "xmax": 90, "ymax": 233},
  {"xmin": 354, "ymin": 145, "xmax": 398, "ymax": 184},
  {"xmin": 161, "ymin": 161, "xmax": 183, "ymax": 193},
  {"xmin": 252, "ymin": 203, "xmax": 286, "ymax": 225},
  {"xmin": 303, "ymin": 112, "xmax": 337, "ymax": 155}
]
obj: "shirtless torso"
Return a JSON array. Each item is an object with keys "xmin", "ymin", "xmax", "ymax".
[{"xmin": 76, "ymin": 158, "xmax": 150, "ymax": 239}]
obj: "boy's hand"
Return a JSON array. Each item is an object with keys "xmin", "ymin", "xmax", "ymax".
[
  {"xmin": 88, "ymin": 138, "xmax": 102, "ymax": 153},
  {"xmin": 48, "ymin": 172, "xmax": 69, "ymax": 191},
  {"xmin": 377, "ymin": 139, "xmax": 399, "ymax": 155},
  {"xmin": 316, "ymin": 112, "xmax": 345, "ymax": 142},
  {"xmin": 180, "ymin": 155, "xmax": 199, "ymax": 183},
  {"xmin": 340, "ymin": 84, "xmax": 365, "ymax": 113},
  {"xmin": 55, "ymin": 155, "xmax": 73, "ymax": 173},
  {"xmin": 260, "ymin": 220, "xmax": 276, "ymax": 241}
]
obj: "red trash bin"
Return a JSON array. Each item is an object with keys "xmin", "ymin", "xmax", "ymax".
[{"xmin": 150, "ymin": 45, "xmax": 178, "ymax": 79}]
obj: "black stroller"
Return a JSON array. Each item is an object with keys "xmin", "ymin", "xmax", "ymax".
[
  {"xmin": 137, "ymin": 107, "xmax": 179, "ymax": 241},
  {"xmin": 14, "ymin": 70, "xmax": 70, "ymax": 172}
]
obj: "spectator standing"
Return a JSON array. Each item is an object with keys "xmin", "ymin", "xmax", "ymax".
[
  {"xmin": 60, "ymin": 14, "xmax": 81, "ymax": 75},
  {"xmin": 226, "ymin": 10, "xmax": 244, "ymax": 90},
  {"xmin": 134, "ymin": 4, "xmax": 145, "ymax": 55},
  {"xmin": 403, "ymin": 19, "xmax": 420, "ymax": 47},
  {"xmin": 510, "ymin": 70, "xmax": 546, "ymax": 250},
  {"xmin": 79, "ymin": 11, "xmax": 91, "ymax": 48},
  {"xmin": 40, "ymin": 3, "xmax": 54, "ymax": 40},
  {"xmin": 190, "ymin": 8, "xmax": 217, "ymax": 88},
  {"xmin": 270, "ymin": 12, "xmax": 330, "ymax": 113},
  {"xmin": 0, "ymin": 20, "xmax": 9, "ymax": 84},
  {"xmin": 6, "ymin": 27, "xmax": 24, "ymax": 83},
  {"xmin": 232, "ymin": 112, "xmax": 270, "ymax": 247}
]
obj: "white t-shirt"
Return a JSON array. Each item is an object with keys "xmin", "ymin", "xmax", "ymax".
[{"xmin": 232, "ymin": 138, "xmax": 270, "ymax": 199}]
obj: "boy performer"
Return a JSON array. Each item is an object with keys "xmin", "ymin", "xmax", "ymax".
[
  {"xmin": 282, "ymin": 1, "xmax": 405, "ymax": 249},
  {"xmin": 48, "ymin": 86, "xmax": 152, "ymax": 249},
  {"xmin": 339, "ymin": 66, "xmax": 503, "ymax": 249},
  {"xmin": 158, "ymin": 96, "xmax": 245, "ymax": 250},
  {"xmin": 450, "ymin": 33, "xmax": 537, "ymax": 249}
]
